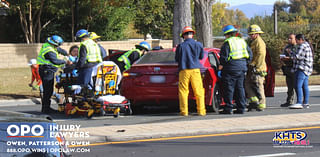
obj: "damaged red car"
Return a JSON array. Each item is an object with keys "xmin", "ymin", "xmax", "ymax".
[{"xmin": 108, "ymin": 47, "xmax": 275, "ymax": 113}]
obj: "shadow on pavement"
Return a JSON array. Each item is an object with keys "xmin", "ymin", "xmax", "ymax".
[{"xmin": 0, "ymin": 94, "xmax": 37, "ymax": 99}]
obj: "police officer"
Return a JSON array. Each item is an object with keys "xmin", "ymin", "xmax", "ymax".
[
  {"xmin": 245, "ymin": 24, "xmax": 267, "ymax": 111},
  {"xmin": 116, "ymin": 41, "xmax": 150, "ymax": 72},
  {"xmin": 37, "ymin": 35, "xmax": 72, "ymax": 113},
  {"xmin": 280, "ymin": 34, "xmax": 297, "ymax": 107},
  {"xmin": 75, "ymin": 29, "xmax": 102, "ymax": 89},
  {"xmin": 175, "ymin": 26, "xmax": 206, "ymax": 116},
  {"xmin": 219, "ymin": 25, "xmax": 252, "ymax": 114}
]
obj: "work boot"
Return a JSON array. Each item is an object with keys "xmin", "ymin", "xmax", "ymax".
[
  {"xmin": 219, "ymin": 109, "xmax": 232, "ymax": 114},
  {"xmin": 280, "ymin": 102, "xmax": 291, "ymax": 107},
  {"xmin": 256, "ymin": 104, "xmax": 266, "ymax": 112},
  {"xmin": 180, "ymin": 112, "xmax": 188, "ymax": 116},
  {"xmin": 247, "ymin": 103, "xmax": 257, "ymax": 112},
  {"xmin": 197, "ymin": 110, "xmax": 206, "ymax": 116},
  {"xmin": 233, "ymin": 109, "xmax": 244, "ymax": 114}
]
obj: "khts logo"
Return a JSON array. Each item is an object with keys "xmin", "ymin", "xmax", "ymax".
[{"xmin": 273, "ymin": 130, "xmax": 309, "ymax": 145}]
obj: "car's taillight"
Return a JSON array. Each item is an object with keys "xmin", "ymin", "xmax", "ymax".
[{"xmin": 123, "ymin": 72, "xmax": 139, "ymax": 77}]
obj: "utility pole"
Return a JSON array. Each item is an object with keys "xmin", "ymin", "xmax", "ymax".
[
  {"xmin": 274, "ymin": 6, "xmax": 278, "ymax": 35},
  {"xmin": 74, "ymin": 0, "xmax": 79, "ymax": 38}
]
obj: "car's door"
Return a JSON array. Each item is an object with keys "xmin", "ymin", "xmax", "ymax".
[
  {"xmin": 204, "ymin": 50, "xmax": 221, "ymax": 111},
  {"xmin": 265, "ymin": 49, "xmax": 275, "ymax": 97}
]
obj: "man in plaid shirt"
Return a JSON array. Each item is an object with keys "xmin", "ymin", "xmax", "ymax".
[{"xmin": 289, "ymin": 34, "xmax": 313, "ymax": 109}]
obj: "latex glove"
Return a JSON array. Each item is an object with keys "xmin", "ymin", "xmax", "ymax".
[
  {"xmin": 217, "ymin": 71, "xmax": 221, "ymax": 78},
  {"xmin": 72, "ymin": 69, "xmax": 78, "ymax": 76},
  {"xmin": 74, "ymin": 88, "xmax": 81, "ymax": 95}
]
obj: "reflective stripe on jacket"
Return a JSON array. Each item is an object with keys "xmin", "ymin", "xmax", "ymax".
[
  {"xmin": 37, "ymin": 43, "xmax": 60, "ymax": 67},
  {"xmin": 80, "ymin": 39, "xmax": 102, "ymax": 63},
  {"xmin": 117, "ymin": 48, "xmax": 141, "ymax": 70},
  {"xmin": 225, "ymin": 37, "xmax": 249, "ymax": 61}
]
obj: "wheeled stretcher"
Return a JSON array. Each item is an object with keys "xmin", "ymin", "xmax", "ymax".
[{"xmin": 56, "ymin": 61, "xmax": 132, "ymax": 118}]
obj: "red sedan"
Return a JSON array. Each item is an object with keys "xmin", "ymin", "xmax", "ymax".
[
  {"xmin": 108, "ymin": 47, "xmax": 275, "ymax": 113},
  {"xmin": 118, "ymin": 48, "xmax": 222, "ymax": 112}
]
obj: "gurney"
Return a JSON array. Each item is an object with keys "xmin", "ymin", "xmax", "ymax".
[{"xmin": 56, "ymin": 61, "xmax": 132, "ymax": 118}]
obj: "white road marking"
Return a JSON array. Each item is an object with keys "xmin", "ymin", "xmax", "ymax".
[{"xmin": 239, "ymin": 152, "xmax": 296, "ymax": 157}]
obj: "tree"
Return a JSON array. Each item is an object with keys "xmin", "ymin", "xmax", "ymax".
[
  {"xmin": 194, "ymin": 0, "xmax": 215, "ymax": 47},
  {"xmin": 133, "ymin": 0, "xmax": 166, "ymax": 40},
  {"xmin": 274, "ymin": 0, "xmax": 289, "ymax": 12},
  {"xmin": 152, "ymin": 0, "xmax": 174, "ymax": 39},
  {"xmin": 9, "ymin": 0, "xmax": 47, "ymax": 43},
  {"xmin": 87, "ymin": 0, "xmax": 134, "ymax": 40},
  {"xmin": 234, "ymin": 9, "xmax": 249, "ymax": 29},
  {"xmin": 173, "ymin": 0, "xmax": 191, "ymax": 46},
  {"xmin": 211, "ymin": 2, "xmax": 228, "ymax": 35}
]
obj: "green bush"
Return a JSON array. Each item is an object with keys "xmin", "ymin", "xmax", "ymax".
[
  {"xmin": 304, "ymin": 27, "xmax": 320, "ymax": 74},
  {"xmin": 263, "ymin": 34, "xmax": 286, "ymax": 71},
  {"xmin": 261, "ymin": 25, "xmax": 320, "ymax": 74}
]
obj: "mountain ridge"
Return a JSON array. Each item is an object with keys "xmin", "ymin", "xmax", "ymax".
[{"xmin": 229, "ymin": 3, "xmax": 273, "ymax": 19}]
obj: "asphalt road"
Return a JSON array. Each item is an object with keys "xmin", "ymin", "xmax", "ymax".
[
  {"xmin": 71, "ymin": 127, "xmax": 320, "ymax": 157},
  {"xmin": 0, "ymin": 91, "xmax": 319, "ymax": 128}
]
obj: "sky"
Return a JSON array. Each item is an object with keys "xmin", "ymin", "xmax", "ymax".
[{"xmin": 219, "ymin": 0, "xmax": 289, "ymax": 6}]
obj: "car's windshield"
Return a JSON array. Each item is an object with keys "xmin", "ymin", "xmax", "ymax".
[{"xmin": 136, "ymin": 51, "xmax": 176, "ymax": 64}]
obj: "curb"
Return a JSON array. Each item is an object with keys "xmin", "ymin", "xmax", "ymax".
[
  {"xmin": 65, "ymin": 112, "xmax": 320, "ymax": 143},
  {"xmin": 0, "ymin": 98, "xmax": 41, "ymax": 107}
]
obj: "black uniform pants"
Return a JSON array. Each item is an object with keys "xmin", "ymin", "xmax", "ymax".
[
  {"xmin": 222, "ymin": 70, "xmax": 246, "ymax": 112},
  {"xmin": 39, "ymin": 67, "xmax": 55, "ymax": 112}
]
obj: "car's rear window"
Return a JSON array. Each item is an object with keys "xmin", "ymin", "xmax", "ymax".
[{"xmin": 136, "ymin": 51, "xmax": 176, "ymax": 64}]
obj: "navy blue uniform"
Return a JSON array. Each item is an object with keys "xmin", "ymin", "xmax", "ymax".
[
  {"xmin": 219, "ymin": 39, "xmax": 252, "ymax": 113},
  {"xmin": 175, "ymin": 38, "xmax": 204, "ymax": 71},
  {"xmin": 39, "ymin": 48, "xmax": 67, "ymax": 113}
]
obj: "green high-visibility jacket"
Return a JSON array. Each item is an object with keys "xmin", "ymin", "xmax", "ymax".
[
  {"xmin": 79, "ymin": 39, "xmax": 102, "ymax": 63},
  {"xmin": 225, "ymin": 37, "xmax": 249, "ymax": 61},
  {"xmin": 117, "ymin": 48, "xmax": 141, "ymax": 70},
  {"xmin": 37, "ymin": 43, "xmax": 60, "ymax": 67}
]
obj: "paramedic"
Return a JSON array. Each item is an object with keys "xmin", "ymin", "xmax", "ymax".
[
  {"xmin": 75, "ymin": 29, "xmax": 103, "ymax": 88},
  {"xmin": 219, "ymin": 25, "xmax": 252, "ymax": 114},
  {"xmin": 116, "ymin": 41, "xmax": 150, "ymax": 72},
  {"xmin": 37, "ymin": 35, "xmax": 71, "ymax": 113}
]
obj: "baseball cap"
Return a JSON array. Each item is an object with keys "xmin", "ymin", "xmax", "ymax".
[{"xmin": 28, "ymin": 59, "xmax": 37, "ymax": 66}]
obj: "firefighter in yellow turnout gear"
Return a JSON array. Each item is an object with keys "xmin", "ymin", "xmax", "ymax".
[
  {"xmin": 175, "ymin": 26, "xmax": 206, "ymax": 116},
  {"xmin": 246, "ymin": 24, "xmax": 267, "ymax": 111}
]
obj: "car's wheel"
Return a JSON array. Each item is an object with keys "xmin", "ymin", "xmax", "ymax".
[
  {"xmin": 211, "ymin": 83, "xmax": 221, "ymax": 113},
  {"xmin": 131, "ymin": 103, "xmax": 143, "ymax": 115},
  {"xmin": 124, "ymin": 105, "xmax": 133, "ymax": 115},
  {"xmin": 100, "ymin": 107, "xmax": 106, "ymax": 116}
]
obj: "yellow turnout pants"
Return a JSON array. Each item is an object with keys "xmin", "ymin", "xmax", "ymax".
[{"xmin": 178, "ymin": 69, "xmax": 206, "ymax": 116}]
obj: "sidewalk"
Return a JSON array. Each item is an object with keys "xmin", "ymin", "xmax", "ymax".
[{"xmin": 66, "ymin": 112, "xmax": 320, "ymax": 143}]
